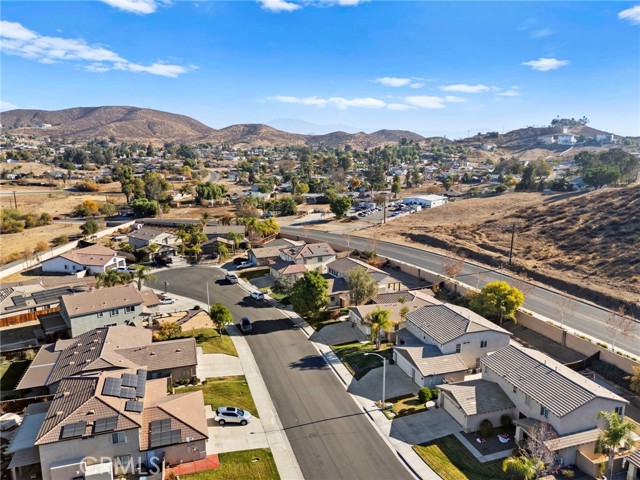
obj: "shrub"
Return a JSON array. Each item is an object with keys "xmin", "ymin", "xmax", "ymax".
[
  {"xmin": 500, "ymin": 415, "xmax": 512, "ymax": 428},
  {"xmin": 22, "ymin": 349, "xmax": 36, "ymax": 360},
  {"xmin": 431, "ymin": 388, "xmax": 439, "ymax": 400},
  {"xmin": 561, "ymin": 469, "xmax": 575, "ymax": 479},
  {"xmin": 51, "ymin": 235, "xmax": 69, "ymax": 246},
  {"xmin": 479, "ymin": 419, "xmax": 493, "ymax": 437},
  {"xmin": 189, "ymin": 376, "xmax": 200, "ymax": 385},
  {"xmin": 418, "ymin": 387, "xmax": 432, "ymax": 403},
  {"xmin": 75, "ymin": 180, "xmax": 102, "ymax": 192}
]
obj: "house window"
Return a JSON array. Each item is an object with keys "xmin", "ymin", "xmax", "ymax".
[
  {"xmin": 455, "ymin": 344, "xmax": 461, "ymax": 353},
  {"xmin": 614, "ymin": 406, "xmax": 623, "ymax": 416},
  {"xmin": 124, "ymin": 306, "xmax": 134, "ymax": 313},
  {"xmin": 97, "ymin": 312, "xmax": 104, "ymax": 318},
  {"xmin": 540, "ymin": 406, "xmax": 549, "ymax": 419},
  {"xmin": 480, "ymin": 340, "xmax": 488, "ymax": 348},
  {"xmin": 112, "ymin": 432, "xmax": 126, "ymax": 444},
  {"xmin": 110, "ymin": 309, "xmax": 119, "ymax": 316},
  {"xmin": 525, "ymin": 394, "xmax": 532, "ymax": 407},
  {"xmin": 475, "ymin": 358, "xmax": 481, "ymax": 369},
  {"xmin": 64, "ymin": 265, "xmax": 69, "ymax": 270},
  {"xmin": 114, "ymin": 454, "xmax": 132, "ymax": 473}
]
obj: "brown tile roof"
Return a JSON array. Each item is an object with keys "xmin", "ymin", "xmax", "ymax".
[
  {"xmin": 285, "ymin": 242, "xmax": 335, "ymax": 259},
  {"xmin": 482, "ymin": 344, "xmax": 627, "ymax": 418},
  {"xmin": 16, "ymin": 343, "xmax": 61, "ymax": 390},
  {"xmin": 117, "ymin": 338, "xmax": 197, "ymax": 371},
  {"xmin": 544, "ymin": 428, "xmax": 601, "ymax": 451},
  {"xmin": 351, "ymin": 300, "xmax": 432, "ymax": 324},
  {"xmin": 61, "ymin": 284, "xmax": 144, "ymax": 318},
  {"xmin": 395, "ymin": 347, "xmax": 467, "ymax": 377},
  {"xmin": 439, "ymin": 379, "xmax": 515, "ymax": 416},
  {"xmin": 141, "ymin": 290, "xmax": 161, "ymax": 307},
  {"xmin": 59, "ymin": 245, "xmax": 120, "ymax": 267},
  {"xmin": 271, "ymin": 261, "xmax": 308, "ymax": 275},
  {"xmin": 327, "ymin": 257, "xmax": 384, "ymax": 277},
  {"xmin": 373, "ymin": 289, "xmax": 437, "ymax": 305},
  {"xmin": 127, "ymin": 227, "xmax": 172, "ymax": 241}
]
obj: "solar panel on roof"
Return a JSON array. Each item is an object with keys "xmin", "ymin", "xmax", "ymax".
[
  {"xmin": 149, "ymin": 429, "xmax": 182, "ymax": 448},
  {"xmin": 125, "ymin": 400, "xmax": 143, "ymax": 413},
  {"xmin": 121, "ymin": 373, "xmax": 138, "ymax": 388},
  {"xmin": 102, "ymin": 377, "xmax": 122, "ymax": 397},
  {"xmin": 135, "ymin": 370, "xmax": 147, "ymax": 398},
  {"xmin": 150, "ymin": 418, "xmax": 171, "ymax": 434},
  {"xmin": 32, "ymin": 287, "xmax": 73, "ymax": 305},
  {"xmin": 12, "ymin": 296, "xmax": 27, "ymax": 307},
  {"xmin": 61, "ymin": 421, "xmax": 87, "ymax": 439},
  {"xmin": 120, "ymin": 387, "xmax": 135, "ymax": 399},
  {"xmin": 94, "ymin": 416, "xmax": 118, "ymax": 433}
]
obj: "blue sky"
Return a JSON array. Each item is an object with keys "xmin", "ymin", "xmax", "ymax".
[{"xmin": 1, "ymin": 1, "xmax": 639, "ymax": 138}]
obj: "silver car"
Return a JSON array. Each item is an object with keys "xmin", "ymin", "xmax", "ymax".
[{"xmin": 215, "ymin": 406, "xmax": 252, "ymax": 426}]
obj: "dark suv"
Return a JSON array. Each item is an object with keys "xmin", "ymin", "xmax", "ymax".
[{"xmin": 239, "ymin": 317, "xmax": 252, "ymax": 334}]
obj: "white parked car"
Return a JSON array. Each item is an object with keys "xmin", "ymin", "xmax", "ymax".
[
  {"xmin": 159, "ymin": 296, "xmax": 176, "ymax": 305},
  {"xmin": 116, "ymin": 266, "xmax": 138, "ymax": 273},
  {"xmin": 236, "ymin": 262, "xmax": 253, "ymax": 270},
  {"xmin": 251, "ymin": 291, "xmax": 265, "ymax": 301},
  {"xmin": 215, "ymin": 406, "xmax": 252, "ymax": 426},
  {"xmin": 225, "ymin": 273, "xmax": 239, "ymax": 284}
]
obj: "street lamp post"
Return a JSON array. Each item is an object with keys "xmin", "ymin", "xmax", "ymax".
[
  {"xmin": 364, "ymin": 352, "xmax": 386, "ymax": 409},
  {"xmin": 206, "ymin": 282, "xmax": 210, "ymax": 310}
]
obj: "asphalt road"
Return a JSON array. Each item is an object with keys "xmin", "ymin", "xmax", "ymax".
[
  {"xmin": 149, "ymin": 267, "xmax": 414, "ymax": 480},
  {"xmin": 281, "ymin": 227, "xmax": 640, "ymax": 356}
]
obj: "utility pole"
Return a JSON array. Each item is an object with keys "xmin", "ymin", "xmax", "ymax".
[
  {"xmin": 13, "ymin": 190, "xmax": 18, "ymax": 209},
  {"xmin": 508, "ymin": 223, "xmax": 516, "ymax": 266}
]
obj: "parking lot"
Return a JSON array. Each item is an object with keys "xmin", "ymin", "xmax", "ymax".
[{"xmin": 349, "ymin": 202, "xmax": 419, "ymax": 224}]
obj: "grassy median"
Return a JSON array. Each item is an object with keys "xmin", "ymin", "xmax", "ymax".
[{"xmin": 180, "ymin": 375, "xmax": 259, "ymax": 418}]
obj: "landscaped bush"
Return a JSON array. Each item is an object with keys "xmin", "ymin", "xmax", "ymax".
[
  {"xmin": 189, "ymin": 376, "xmax": 200, "ymax": 385},
  {"xmin": 479, "ymin": 419, "xmax": 493, "ymax": 437},
  {"xmin": 500, "ymin": 415, "xmax": 512, "ymax": 428},
  {"xmin": 418, "ymin": 387, "xmax": 432, "ymax": 403},
  {"xmin": 431, "ymin": 388, "xmax": 439, "ymax": 400},
  {"xmin": 561, "ymin": 468, "xmax": 575, "ymax": 479}
]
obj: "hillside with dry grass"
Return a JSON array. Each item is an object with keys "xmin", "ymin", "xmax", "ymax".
[{"xmin": 362, "ymin": 187, "xmax": 640, "ymax": 305}]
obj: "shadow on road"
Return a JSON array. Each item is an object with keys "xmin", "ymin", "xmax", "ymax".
[
  {"xmin": 289, "ymin": 355, "xmax": 328, "ymax": 371},
  {"xmin": 282, "ymin": 411, "xmax": 365, "ymax": 431}
]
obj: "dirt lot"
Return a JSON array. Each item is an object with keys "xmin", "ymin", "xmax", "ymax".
[{"xmin": 0, "ymin": 223, "xmax": 83, "ymax": 264}]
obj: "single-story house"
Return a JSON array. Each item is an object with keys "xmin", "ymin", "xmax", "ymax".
[
  {"xmin": 127, "ymin": 227, "xmax": 178, "ymax": 250},
  {"xmin": 42, "ymin": 245, "xmax": 126, "ymax": 275},
  {"xmin": 402, "ymin": 195, "xmax": 448, "ymax": 208}
]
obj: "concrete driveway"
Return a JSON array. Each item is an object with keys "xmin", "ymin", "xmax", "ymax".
[
  {"xmin": 349, "ymin": 364, "xmax": 418, "ymax": 401},
  {"xmin": 205, "ymin": 405, "xmax": 269, "ymax": 454},
  {"xmin": 310, "ymin": 321, "xmax": 367, "ymax": 346},
  {"xmin": 390, "ymin": 408, "xmax": 462, "ymax": 445},
  {"xmin": 196, "ymin": 347, "xmax": 243, "ymax": 378}
]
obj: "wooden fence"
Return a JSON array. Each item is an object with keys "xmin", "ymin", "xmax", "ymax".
[{"xmin": 0, "ymin": 307, "xmax": 59, "ymax": 328}]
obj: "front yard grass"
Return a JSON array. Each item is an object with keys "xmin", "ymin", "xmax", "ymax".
[
  {"xmin": 181, "ymin": 448, "xmax": 279, "ymax": 480},
  {"xmin": 238, "ymin": 268, "xmax": 270, "ymax": 281},
  {"xmin": 179, "ymin": 376, "xmax": 259, "ymax": 418},
  {"xmin": 331, "ymin": 341, "xmax": 393, "ymax": 380},
  {"xmin": 413, "ymin": 435, "xmax": 514, "ymax": 480},
  {"xmin": 0, "ymin": 360, "xmax": 30, "ymax": 391},
  {"xmin": 382, "ymin": 394, "xmax": 427, "ymax": 419},
  {"xmin": 181, "ymin": 328, "xmax": 238, "ymax": 357}
]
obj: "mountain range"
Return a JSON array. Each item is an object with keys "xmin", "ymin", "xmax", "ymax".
[{"xmin": 0, "ymin": 106, "xmax": 426, "ymax": 149}]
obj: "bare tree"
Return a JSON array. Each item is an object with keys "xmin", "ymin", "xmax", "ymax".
[
  {"xmin": 368, "ymin": 232, "xmax": 380, "ymax": 253},
  {"xmin": 442, "ymin": 251, "xmax": 466, "ymax": 282},
  {"xmin": 475, "ymin": 269, "xmax": 489, "ymax": 290},
  {"xmin": 510, "ymin": 275, "xmax": 534, "ymax": 300},
  {"xmin": 605, "ymin": 308, "xmax": 638, "ymax": 352},
  {"xmin": 554, "ymin": 296, "xmax": 577, "ymax": 330},
  {"xmin": 525, "ymin": 421, "xmax": 558, "ymax": 471}
]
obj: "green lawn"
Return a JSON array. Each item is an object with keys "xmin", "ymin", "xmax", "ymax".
[
  {"xmin": 238, "ymin": 268, "xmax": 270, "ymax": 281},
  {"xmin": 181, "ymin": 449, "xmax": 279, "ymax": 480},
  {"xmin": 179, "ymin": 376, "xmax": 259, "ymax": 418},
  {"xmin": 182, "ymin": 328, "xmax": 238, "ymax": 356},
  {"xmin": 331, "ymin": 342, "xmax": 393, "ymax": 380},
  {"xmin": 382, "ymin": 394, "xmax": 427, "ymax": 419},
  {"xmin": 0, "ymin": 360, "xmax": 30, "ymax": 392},
  {"xmin": 413, "ymin": 435, "xmax": 516, "ymax": 480}
]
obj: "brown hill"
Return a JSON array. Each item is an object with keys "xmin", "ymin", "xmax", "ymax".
[
  {"xmin": 0, "ymin": 106, "xmax": 425, "ymax": 148},
  {"xmin": 364, "ymin": 187, "xmax": 640, "ymax": 306}
]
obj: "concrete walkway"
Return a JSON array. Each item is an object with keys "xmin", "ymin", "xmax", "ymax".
[
  {"xmin": 195, "ymin": 346, "xmax": 243, "ymax": 378},
  {"xmin": 350, "ymin": 364, "xmax": 418, "ymax": 402},
  {"xmin": 309, "ymin": 321, "xmax": 367, "ymax": 346}
]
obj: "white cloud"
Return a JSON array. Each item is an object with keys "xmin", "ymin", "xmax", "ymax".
[
  {"xmin": 404, "ymin": 96, "xmax": 446, "ymax": 109},
  {"xmin": 439, "ymin": 84, "xmax": 492, "ymax": 93},
  {"xmin": 443, "ymin": 95, "xmax": 468, "ymax": 103},
  {"xmin": 259, "ymin": 0, "xmax": 301, "ymax": 12},
  {"xmin": 387, "ymin": 103, "xmax": 414, "ymax": 111},
  {"xmin": 375, "ymin": 77, "xmax": 412, "ymax": 87},
  {"xmin": 522, "ymin": 57, "xmax": 569, "ymax": 71},
  {"xmin": 410, "ymin": 82, "xmax": 425, "ymax": 89},
  {"xmin": 0, "ymin": 100, "xmax": 20, "ymax": 111},
  {"xmin": 99, "ymin": 0, "xmax": 161, "ymax": 14},
  {"xmin": 270, "ymin": 95, "xmax": 385, "ymax": 109},
  {"xmin": 0, "ymin": 20, "xmax": 193, "ymax": 78},
  {"xmin": 496, "ymin": 87, "xmax": 521, "ymax": 97},
  {"xmin": 618, "ymin": 5, "xmax": 640, "ymax": 25},
  {"xmin": 532, "ymin": 28, "xmax": 552, "ymax": 38}
]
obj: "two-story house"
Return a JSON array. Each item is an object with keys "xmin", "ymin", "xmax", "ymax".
[
  {"xmin": 17, "ymin": 325, "xmax": 197, "ymax": 395},
  {"xmin": 59, "ymin": 285, "xmax": 145, "ymax": 337},
  {"xmin": 269, "ymin": 242, "xmax": 336, "ymax": 280},
  {"xmin": 393, "ymin": 303, "xmax": 511, "ymax": 388},
  {"xmin": 438, "ymin": 344, "xmax": 628, "ymax": 467},
  {"xmin": 127, "ymin": 227, "xmax": 178, "ymax": 250},
  {"xmin": 42, "ymin": 245, "xmax": 126, "ymax": 275},
  {"xmin": 9, "ymin": 368, "xmax": 207, "ymax": 480}
]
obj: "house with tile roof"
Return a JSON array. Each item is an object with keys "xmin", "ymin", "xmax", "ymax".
[
  {"xmin": 327, "ymin": 257, "xmax": 402, "ymax": 295},
  {"xmin": 278, "ymin": 242, "xmax": 336, "ymax": 273},
  {"xmin": 58, "ymin": 284, "xmax": 146, "ymax": 337},
  {"xmin": 9, "ymin": 369, "xmax": 207, "ymax": 480},
  {"xmin": 16, "ymin": 325, "xmax": 197, "ymax": 394},
  {"xmin": 127, "ymin": 227, "xmax": 178, "ymax": 250},
  {"xmin": 438, "ymin": 344, "xmax": 629, "ymax": 466},
  {"xmin": 41, "ymin": 245, "xmax": 126, "ymax": 275}
]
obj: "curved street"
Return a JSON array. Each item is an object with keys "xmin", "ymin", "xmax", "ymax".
[
  {"xmin": 280, "ymin": 227, "xmax": 640, "ymax": 356},
  {"xmin": 149, "ymin": 267, "xmax": 415, "ymax": 480}
]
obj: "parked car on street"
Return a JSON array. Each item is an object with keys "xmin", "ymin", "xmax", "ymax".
[
  {"xmin": 239, "ymin": 317, "xmax": 252, "ymax": 334},
  {"xmin": 225, "ymin": 273, "xmax": 239, "ymax": 284},
  {"xmin": 159, "ymin": 296, "xmax": 176, "ymax": 305},
  {"xmin": 214, "ymin": 406, "xmax": 252, "ymax": 426},
  {"xmin": 251, "ymin": 291, "xmax": 265, "ymax": 301}
]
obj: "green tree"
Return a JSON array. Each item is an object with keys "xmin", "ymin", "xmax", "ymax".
[
  {"xmin": 502, "ymin": 455, "xmax": 544, "ymax": 480},
  {"xmin": 441, "ymin": 176, "xmax": 453, "ymax": 191},
  {"xmin": 131, "ymin": 198, "xmax": 160, "ymax": 217},
  {"xmin": 625, "ymin": 366, "xmax": 640, "ymax": 394},
  {"xmin": 158, "ymin": 322, "xmax": 182, "ymax": 340},
  {"xmin": 209, "ymin": 303, "xmax": 233, "ymax": 334},
  {"xmin": 296, "ymin": 182, "xmax": 310, "ymax": 194},
  {"xmin": 329, "ymin": 196, "xmax": 352, "ymax": 219},
  {"xmin": 99, "ymin": 202, "xmax": 117, "ymax": 216},
  {"xmin": 391, "ymin": 175, "xmax": 402, "ymax": 195},
  {"xmin": 583, "ymin": 164, "xmax": 621, "ymax": 189},
  {"xmin": 290, "ymin": 271, "xmax": 329, "ymax": 320},
  {"xmin": 80, "ymin": 219, "xmax": 100, "ymax": 236},
  {"xmin": 597, "ymin": 411, "xmax": 634, "ymax": 480},
  {"xmin": 367, "ymin": 307, "xmax": 392, "ymax": 349},
  {"xmin": 469, "ymin": 281, "xmax": 524, "ymax": 325},
  {"xmin": 347, "ymin": 267, "xmax": 378, "ymax": 306},
  {"xmin": 275, "ymin": 196, "xmax": 298, "ymax": 216},
  {"xmin": 96, "ymin": 269, "xmax": 129, "ymax": 288},
  {"xmin": 131, "ymin": 265, "xmax": 154, "ymax": 291}
]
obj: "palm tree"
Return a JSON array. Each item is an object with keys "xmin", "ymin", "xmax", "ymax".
[
  {"xmin": 367, "ymin": 307, "xmax": 392, "ymax": 349},
  {"xmin": 598, "ymin": 410, "xmax": 635, "ymax": 480},
  {"xmin": 200, "ymin": 212, "xmax": 211, "ymax": 229},
  {"xmin": 96, "ymin": 269, "xmax": 129, "ymax": 288},
  {"xmin": 131, "ymin": 265, "xmax": 155, "ymax": 291},
  {"xmin": 502, "ymin": 455, "xmax": 544, "ymax": 480}
]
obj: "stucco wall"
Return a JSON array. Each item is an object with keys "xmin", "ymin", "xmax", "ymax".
[
  {"xmin": 69, "ymin": 304, "xmax": 143, "ymax": 337},
  {"xmin": 440, "ymin": 331, "xmax": 511, "ymax": 369}
]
